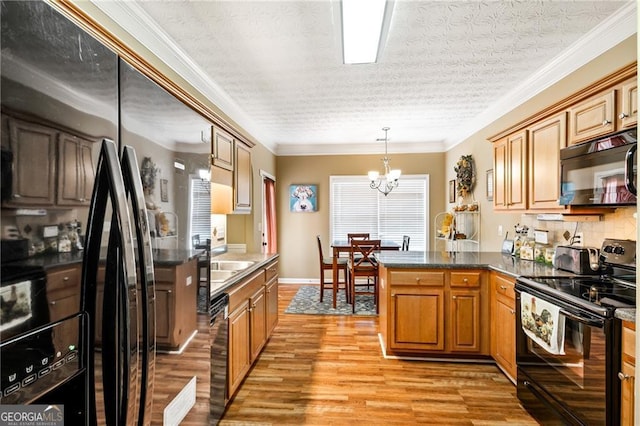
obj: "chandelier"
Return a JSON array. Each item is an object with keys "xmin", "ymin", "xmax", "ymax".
[{"xmin": 368, "ymin": 127, "xmax": 401, "ymax": 196}]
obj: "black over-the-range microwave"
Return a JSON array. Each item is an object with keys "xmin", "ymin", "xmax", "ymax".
[{"xmin": 559, "ymin": 129, "xmax": 637, "ymax": 207}]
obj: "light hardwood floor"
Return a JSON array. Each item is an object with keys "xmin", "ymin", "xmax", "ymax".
[{"xmin": 219, "ymin": 284, "xmax": 539, "ymax": 425}]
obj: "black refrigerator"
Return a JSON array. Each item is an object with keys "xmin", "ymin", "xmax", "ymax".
[{"xmin": 1, "ymin": 1, "xmax": 156, "ymax": 424}]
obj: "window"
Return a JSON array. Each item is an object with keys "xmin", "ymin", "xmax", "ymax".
[
  {"xmin": 189, "ymin": 176, "xmax": 210, "ymax": 249},
  {"xmin": 330, "ymin": 175, "xmax": 429, "ymax": 250}
]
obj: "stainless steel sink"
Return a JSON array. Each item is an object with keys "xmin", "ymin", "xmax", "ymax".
[
  {"xmin": 210, "ymin": 270, "xmax": 238, "ymax": 283},
  {"xmin": 210, "ymin": 260, "xmax": 255, "ymax": 271}
]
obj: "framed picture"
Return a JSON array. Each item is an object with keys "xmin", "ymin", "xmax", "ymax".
[
  {"xmin": 486, "ymin": 169, "xmax": 494, "ymax": 201},
  {"xmin": 449, "ymin": 180, "xmax": 456, "ymax": 203},
  {"xmin": 160, "ymin": 179, "xmax": 169, "ymax": 202},
  {"xmin": 289, "ymin": 184, "xmax": 317, "ymax": 212}
]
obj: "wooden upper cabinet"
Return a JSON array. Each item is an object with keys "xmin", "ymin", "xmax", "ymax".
[
  {"xmin": 528, "ymin": 113, "xmax": 566, "ymax": 210},
  {"xmin": 618, "ymin": 78, "xmax": 638, "ymax": 129},
  {"xmin": 493, "ymin": 130, "xmax": 527, "ymax": 210},
  {"xmin": 568, "ymin": 90, "xmax": 615, "ymax": 145},
  {"xmin": 234, "ymin": 141, "xmax": 252, "ymax": 213},
  {"xmin": 212, "ymin": 125, "xmax": 234, "ymax": 171},
  {"xmin": 57, "ymin": 132, "xmax": 96, "ymax": 206},
  {"xmin": 4, "ymin": 117, "xmax": 57, "ymax": 206}
]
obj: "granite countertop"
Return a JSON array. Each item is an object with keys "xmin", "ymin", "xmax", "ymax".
[
  {"xmin": 208, "ymin": 252, "xmax": 280, "ymax": 299},
  {"xmin": 375, "ymin": 251, "xmax": 575, "ymax": 278},
  {"xmin": 377, "ymin": 251, "xmax": 636, "ymax": 322},
  {"xmin": 4, "ymin": 248, "xmax": 204, "ymax": 270}
]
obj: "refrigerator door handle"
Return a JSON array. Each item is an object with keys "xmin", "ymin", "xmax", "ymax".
[
  {"xmin": 121, "ymin": 146, "xmax": 156, "ymax": 426},
  {"xmin": 82, "ymin": 139, "xmax": 139, "ymax": 426}
]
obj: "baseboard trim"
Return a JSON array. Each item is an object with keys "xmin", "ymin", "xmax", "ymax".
[
  {"xmin": 278, "ymin": 278, "xmax": 319, "ymax": 284},
  {"xmin": 377, "ymin": 333, "xmax": 494, "ymax": 364}
]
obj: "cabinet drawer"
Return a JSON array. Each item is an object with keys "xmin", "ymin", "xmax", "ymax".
[
  {"xmin": 622, "ymin": 322, "xmax": 635, "ymax": 360},
  {"xmin": 228, "ymin": 269, "xmax": 266, "ymax": 312},
  {"xmin": 389, "ymin": 270, "xmax": 444, "ymax": 286},
  {"xmin": 154, "ymin": 267, "xmax": 174, "ymax": 283},
  {"xmin": 264, "ymin": 261, "xmax": 278, "ymax": 282},
  {"xmin": 450, "ymin": 271, "xmax": 482, "ymax": 288},
  {"xmin": 47, "ymin": 266, "xmax": 81, "ymax": 292},
  {"xmin": 493, "ymin": 273, "xmax": 515, "ymax": 300}
]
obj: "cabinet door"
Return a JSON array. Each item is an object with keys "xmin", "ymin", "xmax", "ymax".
[
  {"xmin": 212, "ymin": 126, "xmax": 234, "ymax": 171},
  {"xmin": 57, "ymin": 133, "xmax": 96, "ymax": 206},
  {"xmin": 492, "ymin": 298, "xmax": 516, "ymax": 381},
  {"xmin": 249, "ymin": 286, "xmax": 267, "ymax": 362},
  {"xmin": 568, "ymin": 90, "xmax": 615, "ymax": 145},
  {"xmin": 507, "ymin": 130, "xmax": 527, "ymax": 210},
  {"xmin": 5, "ymin": 118, "xmax": 56, "ymax": 206},
  {"xmin": 228, "ymin": 302, "xmax": 251, "ymax": 398},
  {"xmin": 265, "ymin": 277, "xmax": 278, "ymax": 337},
  {"xmin": 155, "ymin": 284, "xmax": 174, "ymax": 345},
  {"xmin": 620, "ymin": 322, "xmax": 635, "ymax": 426},
  {"xmin": 448, "ymin": 290, "xmax": 481, "ymax": 353},
  {"xmin": 390, "ymin": 289, "xmax": 444, "ymax": 351},
  {"xmin": 619, "ymin": 79, "xmax": 638, "ymax": 129},
  {"xmin": 528, "ymin": 113, "xmax": 566, "ymax": 210},
  {"xmin": 234, "ymin": 141, "xmax": 252, "ymax": 213},
  {"xmin": 493, "ymin": 138, "xmax": 508, "ymax": 210}
]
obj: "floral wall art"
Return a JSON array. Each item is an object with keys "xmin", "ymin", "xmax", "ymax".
[{"xmin": 454, "ymin": 154, "xmax": 475, "ymax": 199}]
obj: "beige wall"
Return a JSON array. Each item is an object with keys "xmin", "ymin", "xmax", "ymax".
[{"xmin": 276, "ymin": 153, "xmax": 445, "ymax": 280}]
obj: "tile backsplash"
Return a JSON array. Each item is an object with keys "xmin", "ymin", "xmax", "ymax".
[{"xmin": 520, "ymin": 207, "xmax": 637, "ymax": 248}]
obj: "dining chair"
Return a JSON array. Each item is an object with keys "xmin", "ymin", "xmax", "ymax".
[
  {"xmin": 347, "ymin": 233, "xmax": 370, "ymax": 242},
  {"xmin": 317, "ymin": 235, "xmax": 350, "ymax": 303},
  {"xmin": 402, "ymin": 235, "xmax": 410, "ymax": 251},
  {"xmin": 348, "ymin": 239, "xmax": 381, "ymax": 313}
]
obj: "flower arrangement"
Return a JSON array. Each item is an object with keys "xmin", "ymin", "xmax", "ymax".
[
  {"xmin": 140, "ymin": 157, "xmax": 158, "ymax": 194},
  {"xmin": 454, "ymin": 154, "xmax": 474, "ymax": 198}
]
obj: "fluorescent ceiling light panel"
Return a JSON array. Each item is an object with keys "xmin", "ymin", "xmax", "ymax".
[{"xmin": 342, "ymin": 0, "xmax": 388, "ymax": 64}]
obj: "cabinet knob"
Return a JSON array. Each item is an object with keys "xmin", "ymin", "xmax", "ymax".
[
  {"xmin": 500, "ymin": 285, "xmax": 507, "ymax": 290},
  {"xmin": 618, "ymin": 372, "xmax": 632, "ymax": 381},
  {"xmin": 463, "ymin": 278, "xmax": 468, "ymax": 283},
  {"xmin": 167, "ymin": 290, "xmax": 173, "ymax": 294},
  {"xmin": 391, "ymin": 293, "xmax": 396, "ymax": 297},
  {"xmin": 50, "ymin": 300, "xmax": 56, "ymax": 305},
  {"xmin": 510, "ymin": 309, "xmax": 515, "ymax": 315},
  {"xmin": 63, "ymin": 276, "xmax": 69, "ymax": 281},
  {"xmin": 415, "ymin": 277, "xmax": 420, "ymax": 283},
  {"xmin": 619, "ymin": 113, "xmax": 629, "ymax": 119},
  {"xmin": 602, "ymin": 119, "xmax": 611, "ymax": 126},
  {"xmin": 452, "ymin": 295, "xmax": 457, "ymax": 299}
]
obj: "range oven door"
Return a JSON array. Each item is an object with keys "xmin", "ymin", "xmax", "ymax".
[{"xmin": 515, "ymin": 287, "xmax": 619, "ymax": 426}]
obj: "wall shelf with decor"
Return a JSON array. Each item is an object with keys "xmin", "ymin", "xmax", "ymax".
[
  {"xmin": 434, "ymin": 209, "xmax": 480, "ymax": 252},
  {"xmin": 148, "ymin": 210, "xmax": 179, "ymax": 249}
]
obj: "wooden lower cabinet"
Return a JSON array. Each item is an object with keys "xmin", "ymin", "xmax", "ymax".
[
  {"xmin": 228, "ymin": 300, "xmax": 251, "ymax": 398},
  {"xmin": 620, "ymin": 321, "xmax": 635, "ymax": 426},
  {"xmin": 226, "ymin": 259, "xmax": 279, "ymax": 400},
  {"xmin": 490, "ymin": 272, "xmax": 517, "ymax": 383},
  {"xmin": 380, "ymin": 267, "xmax": 488, "ymax": 356},
  {"xmin": 46, "ymin": 265, "xmax": 81, "ymax": 353}
]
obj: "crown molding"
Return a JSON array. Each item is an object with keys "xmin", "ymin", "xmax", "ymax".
[{"xmin": 276, "ymin": 140, "xmax": 445, "ymax": 156}]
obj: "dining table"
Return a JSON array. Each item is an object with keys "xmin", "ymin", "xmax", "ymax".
[{"xmin": 330, "ymin": 239, "xmax": 401, "ymax": 308}]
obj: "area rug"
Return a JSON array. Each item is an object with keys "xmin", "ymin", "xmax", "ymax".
[{"xmin": 284, "ymin": 286, "xmax": 377, "ymax": 316}]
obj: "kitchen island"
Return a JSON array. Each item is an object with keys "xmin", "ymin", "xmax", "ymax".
[{"xmin": 375, "ymin": 251, "xmax": 571, "ymax": 362}]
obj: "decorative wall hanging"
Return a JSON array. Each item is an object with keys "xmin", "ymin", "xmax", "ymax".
[
  {"xmin": 454, "ymin": 154, "xmax": 475, "ymax": 198},
  {"xmin": 160, "ymin": 179, "xmax": 169, "ymax": 202},
  {"xmin": 448, "ymin": 180, "xmax": 456, "ymax": 203},
  {"xmin": 486, "ymin": 169, "xmax": 494, "ymax": 201},
  {"xmin": 289, "ymin": 184, "xmax": 317, "ymax": 212},
  {"xmin": 140, "ymin": 157, "xmax": 158, "ymax": 195}
]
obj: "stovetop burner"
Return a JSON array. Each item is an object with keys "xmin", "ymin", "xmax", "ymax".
[{"xmin": 526, "ymin": 275, "xmax": 636, "ymax": 309}]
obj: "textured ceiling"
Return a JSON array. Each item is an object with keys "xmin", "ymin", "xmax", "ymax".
[{"xmin": 100, "ymin": 0, "xmax": 635, "ymax": 154}]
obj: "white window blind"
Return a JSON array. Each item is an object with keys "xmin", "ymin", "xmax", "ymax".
[
  {"xmin": 330, "ymin": 175, "xmax": 429, "ymax": 251},
  {"xmin": 189, "ymin": 176, "xmax": 210, "ymax": 248}
]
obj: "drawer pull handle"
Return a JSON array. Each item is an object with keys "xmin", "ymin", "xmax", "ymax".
[
  {"xmin": 500, "ymin": 285, "xmax": 507, "ymax": 290},
  {"xmin": 63, "ymin": 277, "xmax": 69, "ymax": 281}
]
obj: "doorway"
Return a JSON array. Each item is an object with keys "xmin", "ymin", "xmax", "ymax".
[{"xmin": 261, "ymin": 170, "xmax": 276, "ymax": 254}]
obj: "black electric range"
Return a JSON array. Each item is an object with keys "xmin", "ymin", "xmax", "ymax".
[{"xmin": 517, "ymin": 238, "xmax": 636, "ymax": 317}]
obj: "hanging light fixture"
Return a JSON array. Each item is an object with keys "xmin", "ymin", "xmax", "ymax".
[{"xmin": 368, "ymin": 127, "xmax": 401, "ymax": 196}]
